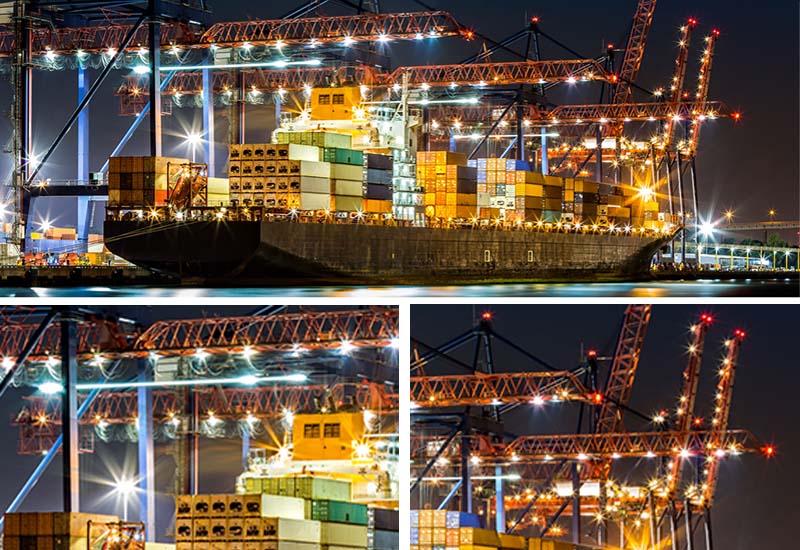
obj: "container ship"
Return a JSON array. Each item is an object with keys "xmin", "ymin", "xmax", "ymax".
[{"xmin": 104, "ymin": 87, "xmax": 674, "ymax": 285}]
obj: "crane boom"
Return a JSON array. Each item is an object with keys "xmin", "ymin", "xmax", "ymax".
[
  {"xmin": 666, "ymin": 313, "xmax": 712, "ymax": 500},
  {"xmin": 662, "ymin": 18, "xmax": 697, "ymax": 151},
  {"xmin": 686, "ymin": 29, "xmax": 720, "ymax": 157},
  {"xmin": 611, "ymin": 0, "xmax": 658, "ymax": 105},
  {"xmin": 595, "ymin": 305, "xmax": 652, "ymax": 434},
  {"xmin": 700, "ymin": 329, "xmax": 745, "ymax": 506}
]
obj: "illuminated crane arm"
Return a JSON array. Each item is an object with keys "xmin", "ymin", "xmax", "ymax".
[
  {"xmin": 686, "ymin": 30, "xmax": 720, "ymax": 157},
  {"xmin": 666, "ymin": 313, "xmax": 712, "ymax": 499},
  {"xmin": 410, "ymin": 371, "xmax": 592, "ymax": 408},
  {"xmin": 661, "ymin": 18, "xmax": 697, "ymax": 150},
  {"xmin": 200, "ymin": 11, "xmax": 468, "ymax": 47},
  {"xmin": 595, "ymin": 305, "xmax": 652, "ymax": 434},
  {"xmin": 700, "ymin": 329, "xmax": 744, "ymax": 506},
  {"xmin": 611, "ymin": 0, "xmax": 658, "ymax": 105},
  {"xmin": 385, "ymin": 59, "xmax": 610, "ymax": 88}
]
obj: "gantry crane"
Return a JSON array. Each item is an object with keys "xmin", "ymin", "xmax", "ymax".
[
  {"xmin": 0, "ymin": 305, "xmax": 399, "ymax": 535},
  {"xmin": 410, "ymin": 308, "xmax": 768, "ymax": 550}
]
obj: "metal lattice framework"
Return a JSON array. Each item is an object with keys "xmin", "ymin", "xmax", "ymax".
[
  {"xmin": 0, "ymin": 11, "xmax": 465, "ymax": 56},
  {"xmin": 410, "ymin": 371, "xmax": 591, "ymax": 407},
  {"xmin": 661, "ymin": 18, "xmax": 697, "ymax": 150},
  {"xmin": 0, "ymin": 22, "xmax": 193, "ymax": 56},
  {"xmin": 387, "ymin": 59, "xmax": 610, "ymax": 87},
  {"xmin": 504, "ymin": 429, "xmax": 760, "ymax": 461},
  {"xmin": 16, "ymin": 381, "xmax": 398, "ymax": 426},
  {"xmin": 133, "ymin": 307, "xmax": 398, "ymax": 356},
  {"xmin": 687, "ymin": 30, "xmax": 720, "ymax": 157},
  {"xmin": 199, "ymin": 11, "xmax": 467, "ymax": 46},
  {"xmin": 666, "ymin": 314, "xmax": 712, "ymax": 498},
  {"xmin": 546, "ymin": 101, "xmax": 733, "ymax": 124},
  {"xmin": 611, "ymin": 0, "xmax": 658, "ymax": 105},
  {"xmin": 0, "ymin": 318, "xmax": 137, "ymax": 362},
  {"xmin": 410, "ymin": 429, "xmax": 762, "ymax": 463},
  {"xmin": 701, "ymin": 331, "xmax": 744, "ymax": 505},
  {"xmin": 595, "ymin": 305, "xmax": 652, "ymax": 434}
]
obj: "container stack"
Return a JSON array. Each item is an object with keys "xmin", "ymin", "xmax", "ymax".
[
  {"xmin": 228, "ymin": 143, "xmax": 330, "ymax": 211},
  {"xmin": 3, "ymin": 512, "xmax": 120, "ymax": 550},
  {"xmin": 108, "ymin": 156, "xmax": 187, "ymax": 207},
  {"xmin": 368, "ymin": 508, "xmax": 399, "ymax": 550},
  {"xmin": 363, "ymin": 154, "xmax": 394, "ymax": 215},
  {"xmin": 176, "ymin": 477, "xmax": 394, "ymax": 550},
  {"xmin": 469, "ymin": 158, "xmax": 551, "ymax": 220},
  {"xmin": 276, "ymin": 130, "xmax": 353, "ymax": 150},
  {"xmin": 329, "ymin": 149, "xmax": 364, "ymax": 212},
  {"xmin": 418, "ymin": 151, "xmax": 477, "ymax": 219}
]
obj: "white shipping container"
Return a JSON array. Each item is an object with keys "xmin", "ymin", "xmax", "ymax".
[
  {"xmin": 320, "ymin": 523, "xmax": 368, "ymax": 547},
  {"xmin": 333, "ymin": 179, "xmax": 363, "ymax": 197},
  {"xmin": 322, "ymin": 547, "xmax": 366, "ymax": 550},
  {"xmin": 477, "ymin": 193, "xmax": 491, "ymax": 206},
  {"xmin": 299, "ymin": 176, "xmax": 332, "ymax": 195},
  {"xmin": 208, "ymin": 177, "xmax": 230, "ymax": 194},
  {"xmin": 330, "ymin": 164, "xmax": 363, "ymax": 181},
  {"xmin": 261, "ymin": 495, "xmax": 306, "ymax": 520},
  {"xmin": 262, "ymin": 518, "xmax": 321, "ymax": 543},
  {"xmin": 299, "ymin": 161, "xmax": 331, "ymax": 178},
  {"xmin": 288, "ymin": 144, "xmax": 322, "ymax": 162},
  {"xmin": 300, "ymin": 193, "xmax": 331, "ymax": 211}
]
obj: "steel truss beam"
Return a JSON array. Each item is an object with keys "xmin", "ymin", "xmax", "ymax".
[
  {"xmin": 0, "ymin": 11, "xmax": 464, "ymax": 55},
  {"xmin": 611, "ymin": 0, "xmax": 657, "ymax": 105},
  {"xmin": 134, "ymin": 307, "xmax": 398, "ymax": 356},
  {"xmin": 595, "ymin": 305, "xmax": 651, "ymax": 434},
  {"xmin": 199, "ymin": 11, "xmax": 466, "ymax": 46},
  {"xmin": 410, "ymin": 429, "xmax": 761, "ymax": 463},
  {"xmin": 410, "ymin": 371, "xmax": 591, "ymax": 407},
  {"xmin": 15, "ymin": 381, "xmax": 398, "ymax": 454}
]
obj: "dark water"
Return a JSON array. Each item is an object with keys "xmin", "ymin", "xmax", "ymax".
[{"xmin": 1, "ymin": 278, "xmax": 797, "ymax": 298}]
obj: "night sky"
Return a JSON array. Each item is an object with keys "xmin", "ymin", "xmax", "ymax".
[
  {"xmin": 0, "ymin": 305, "xmax": 396, "ymax": 542},
  {"xmin": 5, "ymin": 0, "xmax": 797, "ymax": 230},
  {"xmin": 412, "ymin": 304, "xmax": 797, "ymax": 549}
]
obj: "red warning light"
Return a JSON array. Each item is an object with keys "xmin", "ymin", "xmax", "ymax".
[
  {"xmin": 531, "ymin": 16, "xmax": 540, "ymax": 24},
  {"xmin": 464, "ymin": 30, "xmax": 475, "ymax": 40},
  {"xmin": 763, "ymin": 445, "xmax": 775, "ymax": 457},
  {"xmin": 700, "ymin": 313, "xmax": 713, "ymax": 324},
  {"xmin": 734, "ymin": 329, "xmax": 746, "ymax": 339},
  {"xmin": 732, "ymin": 112, "xmax": 742, "ymax": 121},
  {"xmin": 687, "ymin": 17, "xmax": 698, "ymax": 26},
  {"xmin": 592, "ymin": 393, "xmax": 603, "ymax": 404},
  {"xmin": 481, "ymin": 312, "xmax": 492, "ymax": 320},
  {"xmin": 693, "ymin": 417, "xmax": 703, "ymax": 427},
  {"xmin": 607, "ymin": 43, "xmax": 614, "ymax": 50},
  {"xmin": 587, "ymin": 350, "xmax": 597, "ymax": 358},
  {"xmin": 712, "ymin": 29, "xmax": 720, "ymax": 36},
  {"xmin": 610, "ymin": 74, "xmax": 619, "ymax": 83}
]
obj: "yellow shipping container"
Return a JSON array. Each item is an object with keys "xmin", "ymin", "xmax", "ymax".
[
  {"xmin": 459, "ymin": 528, "xmax": 500, "ymax": 547},
  {"xmin": 419, "ymin": 510, "xmax": 433, "ymax": 528},
  {"xmin": 498, "ymin": 533, "xmax": 526, "ymax": 549},
  {"xmin": 419, "ymin": 528, "xmax": 433, "ymax": 545}
]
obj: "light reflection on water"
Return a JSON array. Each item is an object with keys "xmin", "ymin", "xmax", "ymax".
[{"xmin": 1, "ymin": 278, "xmax": 796, "ymax": 298}]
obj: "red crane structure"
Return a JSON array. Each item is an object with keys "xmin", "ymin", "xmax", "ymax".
[{"xmin": 411, "ymin": 307, "xmax": 768, "ymax": 550}]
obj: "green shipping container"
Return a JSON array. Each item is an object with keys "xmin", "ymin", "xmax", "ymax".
[
  {"xmin": 322, "ymin": 148, "xmax": 363, "ymax": 166},
  {"xmin": 294, "ymin": 477, "xmax": 351, "ymax": 501},
  {"xmin": 245, "ymin": 478, "xmax": 262, "ymax": 493},
  {"xmin": 311, "ymin": 500, "xmax": 368, "ymax": 525}
]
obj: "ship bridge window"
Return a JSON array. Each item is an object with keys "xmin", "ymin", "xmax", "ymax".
[
  {"xmin": 304, "ymin": 423, "xmax": 320, "ymax": 438},
  {"xmin": 318, "ymin": 94, "xmax": 330, "ymax": 105},
  {"xmin": 323, "ymin": 423, "xmax": 341, "ymax": 438},
  {"xmin": 332, "ymin": 94, "xmax": 345, "ymax": 105}
]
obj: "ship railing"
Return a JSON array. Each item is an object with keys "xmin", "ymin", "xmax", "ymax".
[{"xmin": 104, "ymin": 205, "xmax": 676, "ymax": 238}]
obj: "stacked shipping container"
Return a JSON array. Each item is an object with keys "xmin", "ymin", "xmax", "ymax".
[
  {"xmin": 2, "ymin": 512, "xmax": 120, "ymax": 550},
  {"xmin": 418, "ymin": 151, "xmax": 477, "ymax": 219},
  {"xmin": 108, "ymin": 156, "xmax": 187, "ymax": 206}
]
